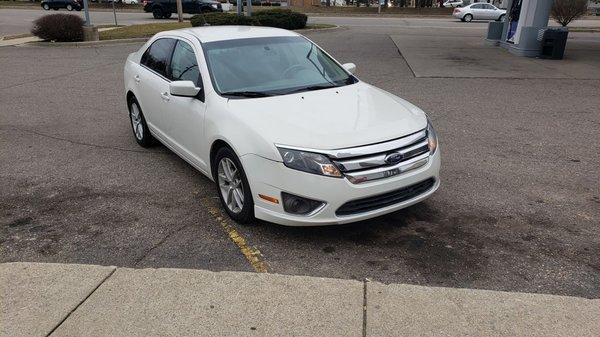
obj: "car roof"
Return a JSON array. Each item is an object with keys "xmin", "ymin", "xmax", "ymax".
[{"xmin": 155, "ymin": 26, "xmax": 300, "ymax": 43}]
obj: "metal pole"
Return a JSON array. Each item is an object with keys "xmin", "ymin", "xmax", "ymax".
[
  {"xmin": 82, "ymin": 0, "xmax": 91, "ymax": 26},
  {"xmin": 247, "ymin": 0, "xmax": 252, "ymax": 16},
  {"xmin": 237, "ymin": 0, "xmax": 242, "ymax": 15},
  {"xmin": 111, "ymin": 0, "xmax": 118, "ymax": 26},
  {"xmin": 176, "ymin": 0, "xmax": 183, "ymax": 22}
]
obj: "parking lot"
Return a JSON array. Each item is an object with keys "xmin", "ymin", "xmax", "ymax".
[{"xmin": 1, "ymin": 18, "xmax": 599, "ymax": 298}]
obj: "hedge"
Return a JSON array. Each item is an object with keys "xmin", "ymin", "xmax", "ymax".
[
  {"xmin": 190, "ymin": 9, "xmax": 307, "ymax": 30},
  {"xmin": 191, "ymin": 12, "xmax": 258, "ymax": 26},
  {"xmin": 252, "ymin": 9, "xmax": 307, "ymax": 30},
  {"xmin": 31, "ymin": 14, "xmax": 84, "ymax": 42}
]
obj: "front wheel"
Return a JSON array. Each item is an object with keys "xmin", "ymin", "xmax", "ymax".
[
  {"xmin": 42, "ymin": 3, "xmax": 50, "ymax": 10},
  {"xmin": 463, "ymin": 14, "xmax": 473, "ymax": 22},
  {"xmin": 498, "ymin": 14, "xmax": 506, "ymax": 22},
  {"xmin": 214, "ymin": 147, "xmax": 254, "ymax": 224},
  {"xmin": 66, "ymin": 4, "xmax": 73, "ymax": 10},
  {"xmin": 163, "ymin": 11, "xmax": 172, "ymax": 18}
]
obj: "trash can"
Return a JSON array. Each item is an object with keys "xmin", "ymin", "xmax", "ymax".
[{"xmin": 539, "ymin": 28, "xmax": 568, "ymax": 59}]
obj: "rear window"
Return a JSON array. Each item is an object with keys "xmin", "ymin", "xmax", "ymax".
[{"xmin": 141, "ymin": 38, "xmax": 176, "ymax": 78}]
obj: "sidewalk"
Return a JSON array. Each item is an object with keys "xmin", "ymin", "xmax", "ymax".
[{"xmin": 1, "ymin": 263, "xmax": 598, "ymax": 337}]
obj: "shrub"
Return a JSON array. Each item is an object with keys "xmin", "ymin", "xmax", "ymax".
[
  {"xmin": 31, "ymin": 14, "xmax": 84, "ymax": 42},
  {"xmin": 190, "ymin": 14, "xmax": 207, "ymax": 27},
  {"xmin": 190, "ymin": 9, "xmax": 307, "ymax": 30},
  {"xmin": 253, "ymin": 9, "xmax": 307, "ymax": 30},
  {"xmin": 551, "ymin": 0, "xmax": 588, "ymax": 27},
  {"xmin": 191, "ymin": 13, "xmax": 258, "ymax": 27}
]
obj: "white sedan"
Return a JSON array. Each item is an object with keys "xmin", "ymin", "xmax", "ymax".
[
  {"xmin": 453, "ymin": 3, "xmax": 506, "ymax": 22},
  {"xmin": 443, "ymin": 0, "xmax": 464, "ymax": 8},
  {"xmin": 123, "ymin": 26, "xmax": 440, "ymax": 226}
]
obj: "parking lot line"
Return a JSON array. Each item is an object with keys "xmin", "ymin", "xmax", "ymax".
[{"xmin": 201, "ymin": 197, "xmax": 269, "ymax": 273}]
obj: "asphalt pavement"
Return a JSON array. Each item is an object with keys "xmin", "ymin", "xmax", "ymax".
[{"xmin": 0, "ymin": 18, "xmax": 599, "ymax": 298}]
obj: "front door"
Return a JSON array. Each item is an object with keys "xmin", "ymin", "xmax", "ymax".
[{"xmin": 166, "ymin": 39, "xmax": 209, "ymax": 171}]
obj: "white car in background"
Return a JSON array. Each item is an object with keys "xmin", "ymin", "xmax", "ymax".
[
  {"xmin": 443, "ymin": 0, "xmax": 464, "ymax": 7},
  {"xmin": 453, "ymin": 3, "xmax": 506, "ymax": 22},
  {"xmin": 123, "ymin": 26, "xmax": 440, "ymax": 226},
  {"xmin": 123, "ymin": 0, "xmax": 139, "ymax": 4}
]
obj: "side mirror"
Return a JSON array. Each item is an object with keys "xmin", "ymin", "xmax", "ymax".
[
  {"xmin": 342, "ymin": 63, "xmax": 356, "ymax": 74},
  {"xmin": 170, "ymin": 80, "xmax": 201, "ymax": 97}
]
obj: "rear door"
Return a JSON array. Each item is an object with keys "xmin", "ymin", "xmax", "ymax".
[
  {"xmin": 136, "ymin": 38, "xmax": 177, "ymax": 137},
  {"xmin": 470, "ymin": 4, "xmax": 485, "ymax": 20}
]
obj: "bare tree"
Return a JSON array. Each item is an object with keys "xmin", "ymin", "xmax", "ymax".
[{"xmin": 551, "ymin": 0, "xmax": 589, "ymax": 27}]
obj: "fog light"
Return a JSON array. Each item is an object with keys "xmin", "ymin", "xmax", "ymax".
[{"xmin": 281, "ymin": 192, "xmax": 325, "ymax": 215}]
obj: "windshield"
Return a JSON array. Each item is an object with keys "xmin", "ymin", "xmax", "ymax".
[{"xmin": 203, "ymin": 36, "xmax": 357, "ymax": 97}]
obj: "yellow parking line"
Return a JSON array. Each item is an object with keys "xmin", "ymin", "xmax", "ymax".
[{"xmin": 201, "ymin": 197, "xmax": 269, "ymax": 273}]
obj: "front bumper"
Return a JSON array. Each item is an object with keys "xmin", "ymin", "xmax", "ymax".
[{"xmin": 241, "ymin": 148, "xmax": 441, "ymax": 226}]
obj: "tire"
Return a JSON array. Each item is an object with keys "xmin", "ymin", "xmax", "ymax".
[
  {"xmin": 163, "ymin": 11, "xmax": 172, "ymax": 19},
  {"xmin": 213, "ymin": 146, "xmax": 254, "ymax": 224},
  {"xmin": 463, "ymin": 14, "xmax": 473, "ymax": 22},
  {"xmin": 66, "ymin": 4, "xmax": 73, "ymax": 10},
  {"xmin": 128, "ymin": 97, "xmax": 154, "ymax": 148},
  {"xmin": 43, "ymin": 3, "xmax": 50, "ymax": 10},
  {"xmin": 498, "ymin": 14, "xmax": 505, "ymax": 22},
  {"xmin": 152, "ymin": 7, "xmax": 164, "ymax": 19}
]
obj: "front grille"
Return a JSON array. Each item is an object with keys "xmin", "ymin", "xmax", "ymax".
[
  {"xmin": 331, "ymin": 129, "xmax": 431, "ymax": 184},
  {"xmin": 336, "ymin": 178, "xmax": 435, "ymax": 216}
]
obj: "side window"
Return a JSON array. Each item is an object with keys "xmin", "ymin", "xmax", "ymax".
[
  {"xmin": 169, "ymin": 40, "xmax": 201, "ymax": 86},
  {"xmin": 141, "ymin": 38, "xmax": 177, "ymax": 78}
]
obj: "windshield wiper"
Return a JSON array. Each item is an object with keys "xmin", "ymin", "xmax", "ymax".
[
  {"xmin": 221, "ymin": 91, "xmax": 272, "ymax": 98},
  {"xmin": 286, "ymin": 84, "xmax": 337, "ymax": 94}
]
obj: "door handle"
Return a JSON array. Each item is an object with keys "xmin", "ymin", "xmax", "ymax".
[
  {"xmin": 134, "ymin": 75, "xmax": 140, "ymax": 83},
  {"xmin": 161, "ymin": 92, "xmax": 170, "ymax": 102}
]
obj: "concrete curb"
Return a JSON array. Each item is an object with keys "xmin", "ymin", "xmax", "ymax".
[
  {"xmin": 1, "ymin": 262, "xmax": 599, "ymax": 337},
  {"xmin": 22, "ymin": 25, "xmax": 340, "ymax": 47},
  {"xmin": 28, "ymin": 37, "xmax": 149, "ymax": 47}
]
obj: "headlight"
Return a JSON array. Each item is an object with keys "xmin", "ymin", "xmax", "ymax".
[
  {"xmin": 427, "ymin": 119, "xmax": 438, "ymax": 155},
  {"xmin": 277, "ymin": 147, "xmax": 342, "ymax": 177}
]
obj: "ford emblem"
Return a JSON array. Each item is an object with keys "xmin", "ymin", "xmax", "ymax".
[{"xmin": 384, "ymin": 152, "xmax": 403, "ymax": 165}]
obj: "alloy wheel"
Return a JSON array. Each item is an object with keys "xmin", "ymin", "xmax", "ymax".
[
  {"xmin": 130, "ymin": 103, "xmax": 144, "ymax": 141},
  {"xmin": 217, "ymin": 157, "xmax": 244, "ymax": 214}
]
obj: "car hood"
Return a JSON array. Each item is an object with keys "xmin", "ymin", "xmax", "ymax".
[{"xmin": 226, "ymin": 82, "xmax": 427, "ymax": 155}]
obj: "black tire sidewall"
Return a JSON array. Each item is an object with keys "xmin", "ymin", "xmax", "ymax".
[
  {"xmin": 213, "ymin": 147, "xmax": 254, "ymax": 224},
  {"xmin": 128, "ymin": 98, "xmax": 153, "ymax": 147},
  {"xmin": 153, "ymin": 7, "xmax": 163, "ymax": 19}
]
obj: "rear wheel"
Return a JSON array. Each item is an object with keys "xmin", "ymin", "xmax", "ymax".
[
  {"xmin": 463, "ymin": 14, "xmax": 473, "ymax": 22},
  {"xmin": 43, "ymin": 3, "xmax": 50, "ymax": 10},
  {"xmin": 163, "ymin": 11, "xmax": 172, "ymax": 18},
  {"xmin": 498, "ymin": 14, "xmax": 506, "ymax": 22},
  {"xmin": 152, "ymin": 7, "xmax": 164, "ymax": 19},
  {"xmin": 128, "ymin": 98, "xmax": 154, "ymax": 147},
  {"xmin": 66, "ymin": 4, "xmax": 73, "ymax": 10}
]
